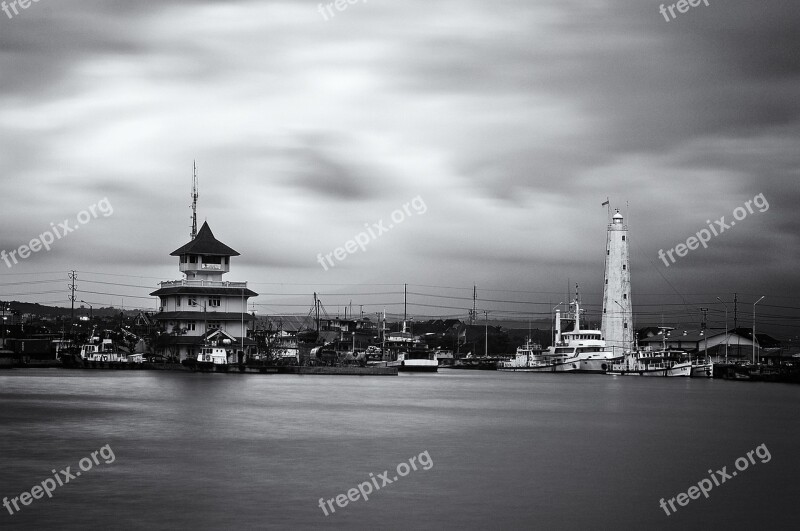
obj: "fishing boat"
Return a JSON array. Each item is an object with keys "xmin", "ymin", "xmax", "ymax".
[
  {"xmin": 81, "ymin": 339, "xmax": 125, "ymax": 362},
  {"xmin": 691, "ymin": 358, "xmax": 714, "ymax": 378},
  {"xmin": 385, "ymin": 324, "xmax": 438, "ymax": 372},
  {"xmin": 608, "ymin": 328, "xmax": 691, "ymax": 377}
]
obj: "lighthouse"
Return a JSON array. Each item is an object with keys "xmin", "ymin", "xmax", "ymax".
[{"xmin": 601, "ymin": 209, "xmax": 633, "ymax": 355}]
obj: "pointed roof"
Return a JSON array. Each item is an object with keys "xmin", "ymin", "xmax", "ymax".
[{"xmin": 170, "ymin": 222, "xmax": 240, "ymax": 256}]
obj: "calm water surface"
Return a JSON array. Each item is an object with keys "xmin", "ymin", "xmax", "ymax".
[{"xmin": 0, "ymin": 369, "xmax": 797, "ymax": 530}]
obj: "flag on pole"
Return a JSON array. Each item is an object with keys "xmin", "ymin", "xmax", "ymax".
[{"xmin": 601, "ymin": 199, "xmax": 609, "ymax": 206}]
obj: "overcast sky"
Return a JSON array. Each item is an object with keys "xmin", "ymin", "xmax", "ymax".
[{"xmin": 1, "ymin": 0, "xmax": 798, "ymax": 335}]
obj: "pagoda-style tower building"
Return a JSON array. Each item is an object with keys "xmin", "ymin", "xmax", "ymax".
[
  {"xmin": 601, "ymin": 209, "xmax": 634, "ymax": 355},
  {"xmin": 150, "ymin": 221, "xmax": 258, "ymax": 362}
]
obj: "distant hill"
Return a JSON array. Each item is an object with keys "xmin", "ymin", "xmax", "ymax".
[{"xmin": 3, "ymin": 301, "xmax": 141, "ymax": 319}]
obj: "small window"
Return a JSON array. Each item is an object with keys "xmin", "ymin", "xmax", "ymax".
[
  {"xmin": 209, "ymin": 297, "xmax": 221, "ymax": 308},
  {"xmin": 186, "ymin": 321, "xmax": 196, "ymax": 331},
  {"xmin": 623, "ymin": 265, "xmax": 626, "ymax": 270},
  {"xmin": 189, "ymin": 255, "xmax": 197, "ymax": 264},
  {"xmin": 176, "ymin": 297, "xmax": 181, "ymax": 307},
  {"xmin": 623, "ymin": 294, "xmax": 627, "ymax": 300},
  {"xmin": 622, "ymin": 236, "xmax": 626, "ymax": 241},
  {"xmin": 607, "ymin": 250, "xmax": 610, "ymax": 255},
  {"xmin": 188, "ymin": 298, "xmax": 197, "ymax": 306},
  {"xmin": 605, "ymin": 279, "xmax": 608, "ymax": 284},
  {"xmin": 624, "ymin": 323, "xmax": 628, "ymax": 329},
  {"xmin": 208, "ymin": 321, "xmax": 221, "ymax": 330}
]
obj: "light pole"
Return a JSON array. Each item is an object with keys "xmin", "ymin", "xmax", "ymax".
[
  {"xmin": 716, "ymin": 297, "xmax": 728, "ymax": 363},
  {"xmin": 753, "ymin": 296, "xmax": 765, "ymax": 364},
  {"xmin": 80, "ymin": 300, "xmax": 93, "ymax": 321}
]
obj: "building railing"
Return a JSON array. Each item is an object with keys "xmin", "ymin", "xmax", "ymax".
[{"xmin": 159, "ymin": 279, "xmax": 248, "ymax": 289}]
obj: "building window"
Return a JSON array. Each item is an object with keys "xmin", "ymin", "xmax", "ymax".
[
  {"xmin": 189, "ymin": 255, "xmax": 197, "ymax": 264},
  {"xmin": 605, "ymin": 279, "xmax": 608, "ymax": 284},
  {"xmin": 208, "ymin": 321, "xmax": 221, "ymax": 330},
  {"xmin": 176, "ymin": 297, "xmax": 181, "ymax": 307},
  {"xmin": 209, "ymin": 297, "xmax": 221, "ymax": 308},
  {"xmin": 622, "ymin": 236, "xmax": 625, "ymax": 241},
  {"xmin": 188, "ymin": 298, "xmax": 197, "ymax": 306},
  {"xmin": 607, "ymin": 250, "xmax": 610, "ymax": 255},
  {"xmin": 623, "ymin": 265, "xmax": 626, "ymax": 270},
  {"xmin": 623, "ymin": 294, "xmax": 627, "ymax": 300},
  {"xmin": 624, "ymin": 323, "xmax": 628, "ymax": 329},
  {"xmin": 186, "ymin": 321, "xmax": 196, "ymax": 331},
  {"xmin": 603, "ymin": 309, "xmax": 606, "ymax": 313}
]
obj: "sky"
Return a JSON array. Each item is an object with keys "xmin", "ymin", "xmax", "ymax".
[{"xmin": 0, "ymin": 0, "xmax": 799, "ymax": 336}]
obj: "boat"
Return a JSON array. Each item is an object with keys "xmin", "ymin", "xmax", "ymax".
[
  {"xmin": 608, "ymin": 328, "xmax": 691, "ymax": 377},
  {"xmin": 385, "ymin": 324, "xmax": 438, "ymax": 372},
  {"xmin": 609, "ymin": 348, "xmax": 692, "ymax": 377},
  {"xmin": 193, "ymin": 346, "xmax": 228, "ymax": 370},
  {"xmin": 498, "ymin": 295, "xmax": 621, "ymax": 373},
  {"xmin": 81, "ymin": 339, "xmax": 125, "ymax": 362},
  {"xmin": 691, "ymin": 358, "xmax": 713, "ymax": 378}
]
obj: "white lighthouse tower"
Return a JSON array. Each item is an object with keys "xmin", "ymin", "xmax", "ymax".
[{"xmin": 601, "ymin": 209, "xmax": 633, "ymax": 355}]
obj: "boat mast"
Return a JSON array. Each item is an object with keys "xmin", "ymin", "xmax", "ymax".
[{"xmin": 191, "ymin": 160, "xmax": 199, "ymax": 240}]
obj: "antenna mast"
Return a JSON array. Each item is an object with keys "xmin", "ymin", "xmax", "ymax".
[{"xmin": 191, "ymin": 160, "xmax": 199, "ymax": 239}]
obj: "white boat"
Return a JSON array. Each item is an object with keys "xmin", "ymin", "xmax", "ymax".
[
  {"xmin": 196, "ymin": 346, "xmax": 228, "ymax": 365},
  {"xmin": 498, "ymin": 296, "xmax": 621, "ymax": 373},
  {"xmin": 385, "ymin": 325, "xmax": 438, "ymax": 372},
  {"xmin": 609, "ymin": 349, "xmax": 691, "ymax": 377},
  {"xmin": 81, "ymin": 339, "xmax": 125, "ymax": 362},
  {"xmin": 609, "ymin": 328, "xmax": 691, "ymax": 377},
  {"xmin": 691, "ymin": 359, "xmax": 713, "ymax": 378}
]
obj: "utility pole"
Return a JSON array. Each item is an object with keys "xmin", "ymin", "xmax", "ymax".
[
  {"xmin": 484, "ymin": 310, "xmax": 489, "ymax": 357},
  {"xmin": 68, "ymin": 270, "xmax": 77, "ymax": 330},
  {"xmin": 470, "ymin": 285, "xmax": 477, "ymax": 326},
  {"xmin": 403, "ymin": 283, "xmax": 407, "ymax": 323}
]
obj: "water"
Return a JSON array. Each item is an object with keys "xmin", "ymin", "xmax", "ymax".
[{"xmin": 0, "ymin": 370, "xmax": 797, "ymax": 530}]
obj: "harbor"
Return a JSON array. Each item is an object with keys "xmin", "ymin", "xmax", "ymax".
[{"xmin": 1, "ymin": 203, "xmax": 797, "ymax": 383}]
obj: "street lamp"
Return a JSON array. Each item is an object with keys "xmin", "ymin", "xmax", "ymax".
[
  {"xmin": 716, "ymin": 297, "xmax": 729, "ymax": 363},
  {"xmin": 80, "ymin": 300, "xmax": 93, "ymax": 321},
  {"xmin": 753, "ymin": 296, "xmax": 765, "ymax": 364}
]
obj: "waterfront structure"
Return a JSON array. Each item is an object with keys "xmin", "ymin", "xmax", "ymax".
[
  {"xmin": 601, "ymin": 209, "xmax": 634, "ymax": 355},
  {"xmin": 150, "ymin": 221, "xmax": 258, "ymax": 362}
]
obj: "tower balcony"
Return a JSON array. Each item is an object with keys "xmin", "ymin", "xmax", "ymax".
[{"xmin": 159, "ymin": 279, "xmax": 249, "ymax": 289}]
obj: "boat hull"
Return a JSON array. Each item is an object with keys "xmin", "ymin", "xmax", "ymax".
[
  {"xmin": 388, "ymin": 360, "xmax": 438, "ymax": 372},
  {"xmin": 608, "ymin": 363, "xmax": 691, "ymax": 377}
]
